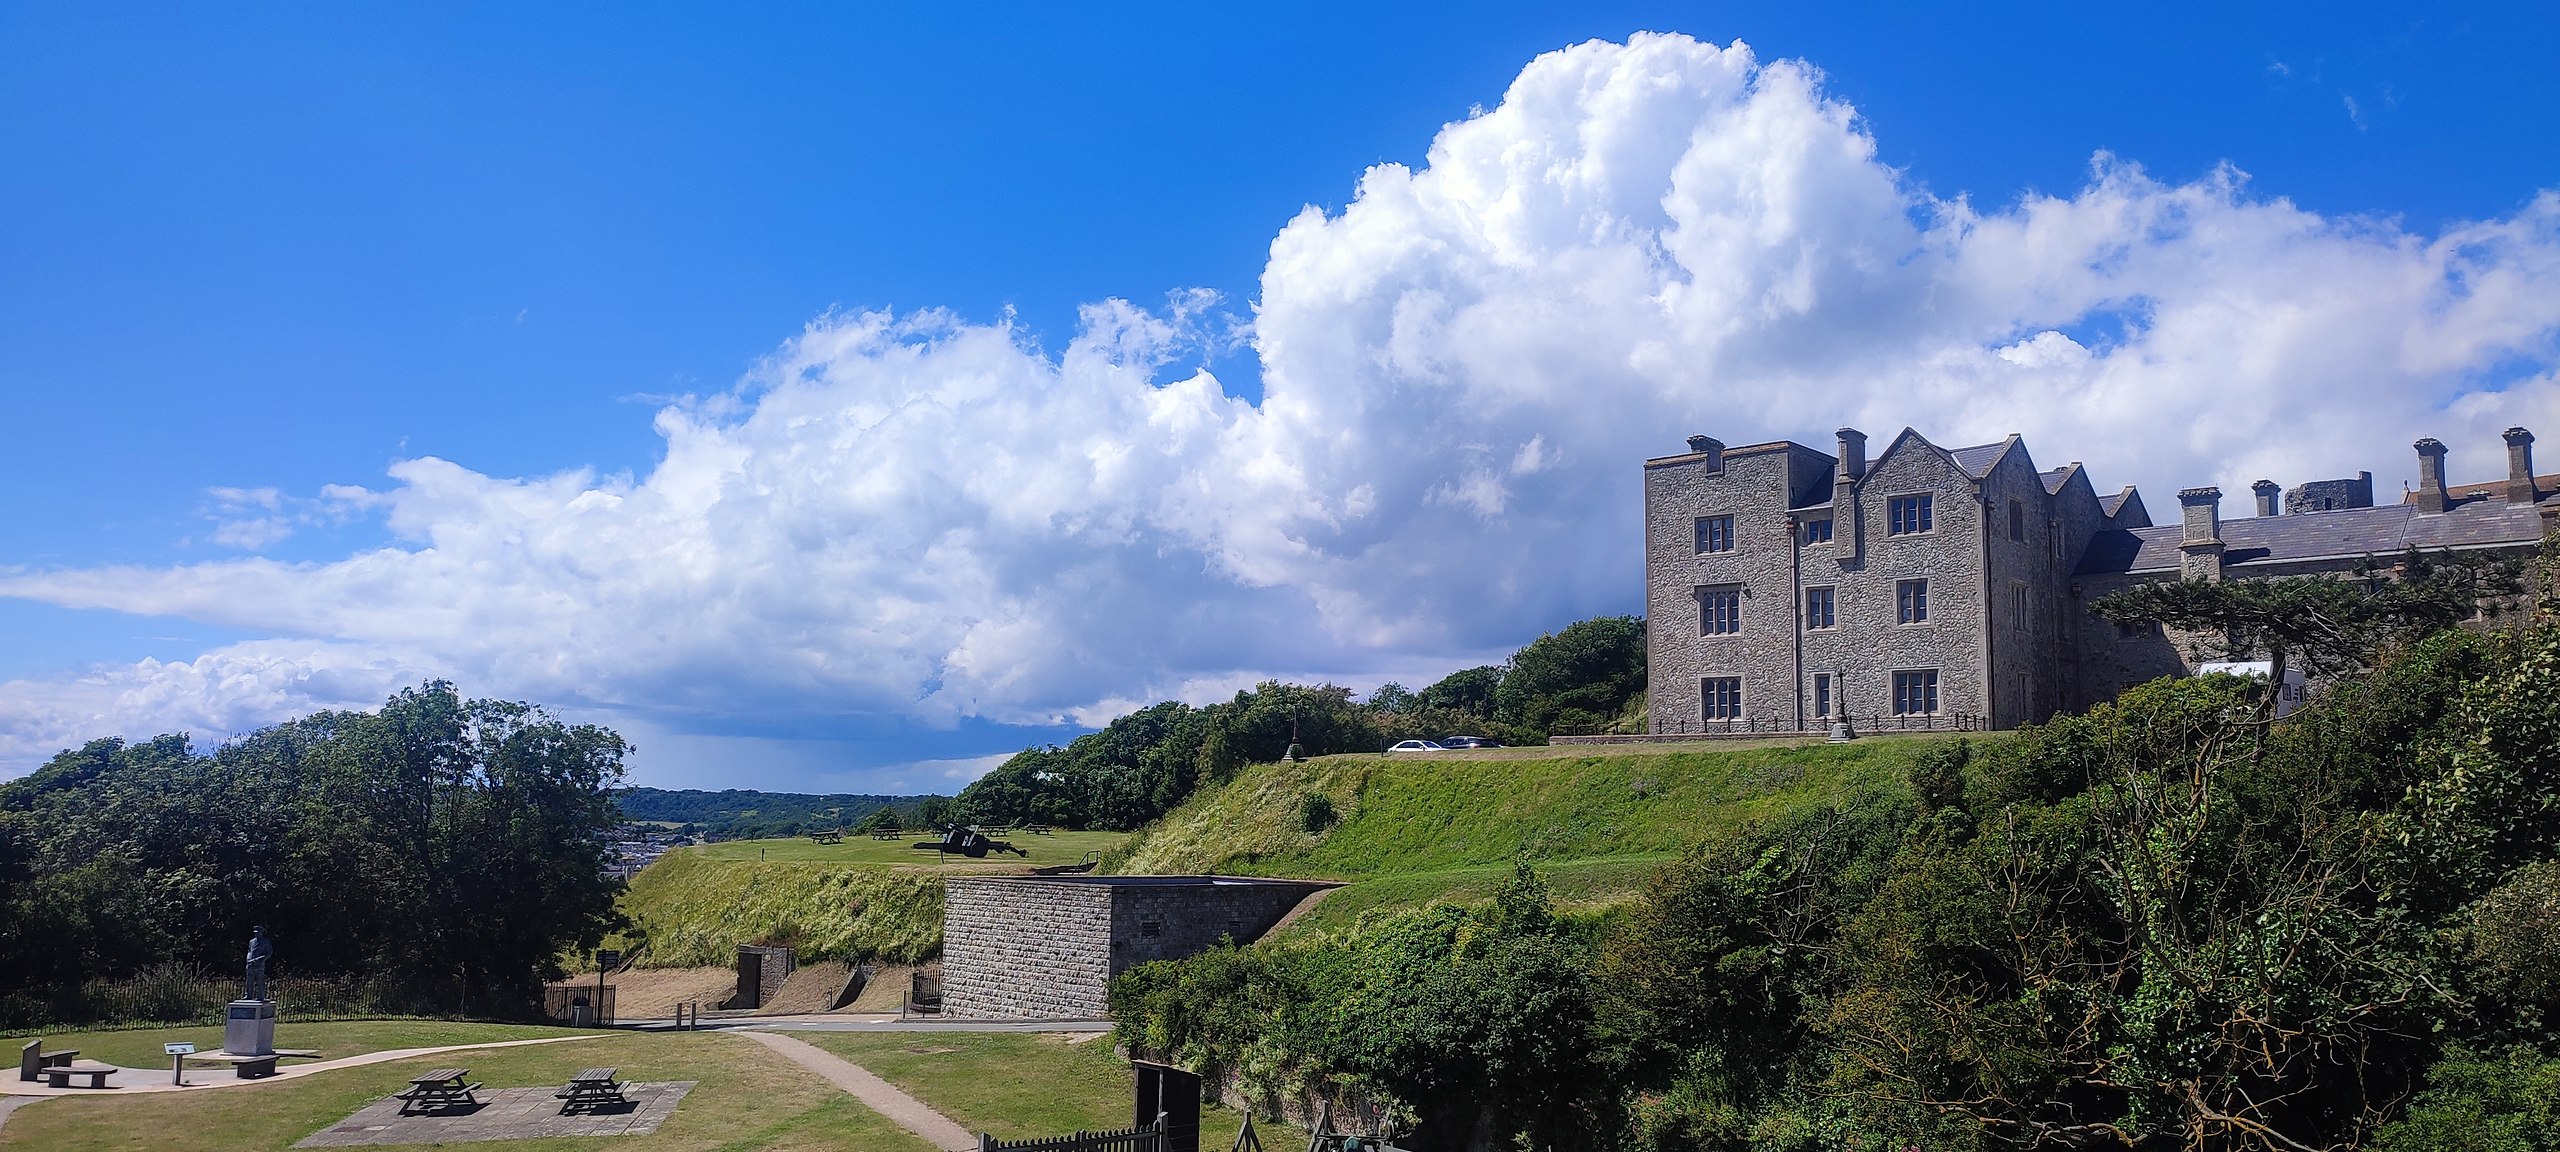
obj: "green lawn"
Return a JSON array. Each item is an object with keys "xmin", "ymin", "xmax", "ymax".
[
  {"xmin": 2, "ymin": 1029, "xmax": 936, "ymax": 1152},
  {"xmin": 687, "ymin": 828, "xmax": 1127, "ymax": 868},
  {"xmin": 1106, "ymin": 737, "xmax": 1963, "ymax": 931},
  {"xmin": 5, "ymin": 1020, "xmax": 580, "ymax": 1072},
  {"xmin": 800, "ymin": 1031, "xmax": 1304, "ymax": 1147}
]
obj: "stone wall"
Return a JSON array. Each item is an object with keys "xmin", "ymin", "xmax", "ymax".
[
  {"xmin": 942, "ymin": 878, "xmax": 1114, "ymax": 1020},
  {"xmin": 941, "ymin": 877, "xmax": 1334, "ymax": 1021},
  {"xmin": 734, "ymin": 944, "xmax": 795, "ymax": 1010}
]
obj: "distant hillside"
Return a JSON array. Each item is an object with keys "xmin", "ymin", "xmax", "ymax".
[
  {"xmin": 1101, "ymin": 738, "xmax": 1962, "ymax": 933},
  {"xmin": 614, "ymin": 786, "xmax": 946, "ymax": 841}
]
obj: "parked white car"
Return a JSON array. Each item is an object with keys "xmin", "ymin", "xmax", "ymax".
[{"xmin": 1385, "ymin": 740, "xmax": 1447, "ymax": 754}]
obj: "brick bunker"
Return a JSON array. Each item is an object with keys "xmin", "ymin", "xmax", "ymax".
[{"xmin": 941, "ymin": 875, "xmax": 1337, "ymax": 1020}]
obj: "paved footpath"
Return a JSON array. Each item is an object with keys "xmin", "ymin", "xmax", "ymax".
[{"xmin": 738, "ymin": 1029, "xmax": 978, "ymax": 1152}]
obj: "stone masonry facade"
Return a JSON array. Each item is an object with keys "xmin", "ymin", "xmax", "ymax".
[
  {"xmin": 1646, "ymin": 426, "xmax": 2560, "ymax": 735},
  {"xmin": 941, "ymin": 876, "xmax": 1335, "ymax": 1021}
]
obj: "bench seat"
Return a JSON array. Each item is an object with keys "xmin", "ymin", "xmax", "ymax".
[{"xmin": 41, "ymin": 1061, "xmax": 117, "ymax": 1089}]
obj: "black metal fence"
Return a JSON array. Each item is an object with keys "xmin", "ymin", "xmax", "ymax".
[
  {"xmin": 980, "ymin": 1116, "xmax": 1166, "ymax": 1152},
  {"xmin": 542, "ymin": 984, "xmax": 615, "ymax": 1026},
  {"xmin": 1556, "ymin": 711, "xmax": 1988, "ymax": 743}
]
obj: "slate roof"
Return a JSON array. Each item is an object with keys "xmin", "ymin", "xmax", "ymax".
[
  {"xmin": 2077, "ymin": 493, "xmax": 2556, "ymax": 575},
  {"xmin": 2099, "ymin": 490, "xmax": 2135, "ymax": 518},
  {"xmin": 1948, "ymin": 442, "xmax": 2009, "ymax": 478},
  {"xmin": 2411, "ymin": 473, "xmax": 2559, "ymax": 505},
  {"xmin": 2040, "ymin": 466, "xmax": 2075, "ymax": 495}
]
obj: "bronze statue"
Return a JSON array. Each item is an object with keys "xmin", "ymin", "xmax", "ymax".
[{"xmin": 244, "ymin": 925, "xmax": 273, "ymax": 1002}]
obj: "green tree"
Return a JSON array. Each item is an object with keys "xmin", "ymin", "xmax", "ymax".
[{"xmin": 1496, "ymin": 616, "xmax": 1647, "ymax": 735}]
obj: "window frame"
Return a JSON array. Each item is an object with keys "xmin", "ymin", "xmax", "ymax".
[
  {"xmin": 1701, "ymin": 676, "xmax": 1744, "ymax": 721},
  {"xmin": 1697, "ymin": 584, "xmax": 1744, "ymax": 636},
  {"xmin": 1802, "ymin": 517, "xmax": 1833, "ymax": 545},
  {"xmin": 1803, "ymin": 585, "xmax": 1837, "ymax": 631},
  {"xmin": 1895, "ymin": 578, "xmax": 1931, "ymax": 625},
  {"xmin": 1887, "ymin": 493, "xmax": 1936, "ymax": 536},
  {"xmin": 1695, "ymin": 514, "xmax": 1736, "ymax": 555},
  {"xmin": 2011, "ymin": 581, "xmax": 2032, "ymax": 632},
  {"xmin": 1812, "ymin": 672, "xmax": 1833, "ymax": 719},
  {"xmin": 2009, "ymin": 499, "xmax": 2025, "ymax": 543},
  {"xmin": 1891, "ymin": 669, "xmax": 1941, "ymax": 716}
]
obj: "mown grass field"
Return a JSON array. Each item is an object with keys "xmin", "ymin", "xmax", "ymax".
[
  {"xmin": 1106, "ymin": 736, "xmax": 1962, "ymax": 932},
  {"xmin": 5, "ymin": 1019, "xmax": 580, "ymax": 1072},
  {"xmin": 616, "ymin": 831, "xmax": 1129, "ymax": 967},
  {"xmin": 802, "ymin": 1031, "xmax": 1305, "ymax": 1147},
  {"xmin": 2, "ymin": 1025, "xmax": 939, "ymax": 1152},
  {"xmin": 689, "ymin": 828, "xmax": 1125, "ymax": 866}
]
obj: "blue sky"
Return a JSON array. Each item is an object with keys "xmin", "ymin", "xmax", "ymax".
[{"xmin": 4, "ymin": 3, "xmax": 2556, "ymax": 790}]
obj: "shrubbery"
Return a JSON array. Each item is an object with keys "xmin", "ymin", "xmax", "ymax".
[
  {"xmin": 1113, "ymin": 598, "xmax": 2560, "ymax": 1150},
  {"xmin": 958, "ymin": 616, "xmax": 1647, "ymax": 830}
]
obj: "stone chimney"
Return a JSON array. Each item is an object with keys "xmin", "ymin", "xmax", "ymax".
[
  {"xmin": 2413, "ymin": 438, "xmax": 2451, "ymax": 513},
  {"xmin": 1831, "ymin": 428, "xmax": 1867, "ymax": 554},
  {"xmin": 2251, "ymin": 479, "xmax": 2280, "ymax": 517},
  {"xmin": 2505, "ymin": 427, "xmax": 2539, "ymax": 505},
  {"xmin": 2178, "ymin": 486, "xmax": 2225, "ymax": 582},
  {"xmin": 1685, "ymin": 435, "xmax": 1724, "ymax": 472}
]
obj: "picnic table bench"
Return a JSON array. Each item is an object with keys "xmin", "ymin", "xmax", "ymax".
[
  {"xmin": 20, "ymin": 1040, "xmax": 77, "ymax": 1082},
  {"xmin": 41, "ymin": 1061, "xmax": 117, "ymax": 1089},
  {"xmin": 396, "ymin": 1068, "xmax": 483, "ymax": 1114},
  {"xmin": 1025, "ymin": 824, "xmax": 1053, "ymax": 835},
  {"xmin": 870, "ymin": 828, "xmax": 903, "ymax": 840},
  {"xmin": 808, "ymin": 829, "xmax": 843, "ymax": 844},
  {"xmin": 555, "ymin": 1066, "xmax": 629, "ymax": 1112}
]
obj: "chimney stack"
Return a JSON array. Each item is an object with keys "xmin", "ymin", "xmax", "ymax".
[
  {"xmin": 2413, "ymin": 438, "xmax": 2450, "ymax": 513},
  {"xmin": 1833, "ymin": 428, "xmax": 1867, "ymax": 556},
  {"xmin": 2178, "ymin": 486, "xmax": 2225, "ymax": 582},
  {"xmin": 1686, "ymin": 435, "xmax": 1724, "ymax": 472},
  {"xmin": 2505, "ymin": 427, "xmax": 2539, "ymax": 505},
  {"xmin": 2251, "ymin": 479, "xmax": 2280, "ymax": 517},
  {"xmin": 1835, "ymin": 428, "xmax": 1867, "ymax": 484}
]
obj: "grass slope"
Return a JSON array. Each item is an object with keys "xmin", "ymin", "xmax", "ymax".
[
  {"xmin": 1105, "ymin": 737, "xmax": 1956, "ymax": 931},
  {"xmin": 618, "ymin": 832, "xmax": 1125, "ymax": 966}
]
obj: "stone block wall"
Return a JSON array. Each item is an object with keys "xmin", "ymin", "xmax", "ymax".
[
  {"xmin": 942, "ymin": 878, "xmax": 1114, "ymax": 1019},
  {"xmin": 942, "ymin": 877, "xmax": 1333, "ymax": 1021},
  {"xmin": 734, "ymin": 944, "xmax": 795, "ymax": 1010}
]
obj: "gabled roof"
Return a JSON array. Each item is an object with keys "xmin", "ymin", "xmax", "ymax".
[
  {"xmin": 2076, "ymin": 495, "xmax": 2554, "ymax": 575},
  {"xmin": 1946, "ymin": 436, "xmax": 2022, "ymax": 479},
  {"xmin": 2099, "ymin": 488, "xmax": 2137, "ymax": 518},
  {"xmin": 2040, "ymin": 465, "xmax": 2078, "ymax": 495},
  {"xmin": 2413, "ymin": 474, "xmax": 2559, "ymax": 505}
]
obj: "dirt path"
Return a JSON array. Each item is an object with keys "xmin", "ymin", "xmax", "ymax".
[{"xmin": 737, "ymin": 1029, "xmax": 976, "ymax": 1151}]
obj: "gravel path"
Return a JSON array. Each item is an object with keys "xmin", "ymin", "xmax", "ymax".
[{"xmin": 738, "ymin": 1029, "xmax": 977, "ymax": 1151}]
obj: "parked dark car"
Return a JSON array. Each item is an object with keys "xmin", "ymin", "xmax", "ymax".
[{"xmin": 1438, "ymin": 735, "xmax": 1503, "ymax": 749}]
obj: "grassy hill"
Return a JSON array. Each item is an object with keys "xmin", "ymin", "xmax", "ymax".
[
  {"xmin": 1102, "ymin": 736, "xmax": 1962, "ymax": 933},
  {"xmin": 615, "ymin": 830, "xmax": 1128, "ymax": 966}
]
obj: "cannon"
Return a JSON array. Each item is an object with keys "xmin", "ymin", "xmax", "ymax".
[{"xmin": 910, "ymin": 824, "xmax": 1029, "ymax": 859}]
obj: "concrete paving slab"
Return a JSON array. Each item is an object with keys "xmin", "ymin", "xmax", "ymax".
[{"xmin": 292, "ymin": 1081, "xmax": 694, "ymax": 1147}]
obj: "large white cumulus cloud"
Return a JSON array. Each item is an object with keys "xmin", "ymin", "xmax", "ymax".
[{"xmin": 6, "ymin": 33, "xmax": 2558, "ymax": 769}]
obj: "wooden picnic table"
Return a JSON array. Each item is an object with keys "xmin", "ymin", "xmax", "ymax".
[
  {"xmin": 555, "ymin": 1066, "xmax": 629, "ymax": 1112},
  {"xmin": 396, "ymin": 1067, "xmax": 483, "ymax": 1114}
]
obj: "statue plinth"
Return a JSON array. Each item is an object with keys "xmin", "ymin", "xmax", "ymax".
[{"xmin": 224, "ymin": 999, "xmax": 276, "ymax": 1057}]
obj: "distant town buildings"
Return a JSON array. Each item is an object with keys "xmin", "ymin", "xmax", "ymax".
[
  {"xmin": 1644, "ymin": 425, "xmax": 2558, "ymax": 735},
  {"xmin": 600, "ymin": 823, "xmax": 691, "ymax": 880}
]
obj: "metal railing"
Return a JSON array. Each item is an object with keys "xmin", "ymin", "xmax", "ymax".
[{"xmin": 980, "ymin": 1115, "xmax": 1167, "ymax": 1152}]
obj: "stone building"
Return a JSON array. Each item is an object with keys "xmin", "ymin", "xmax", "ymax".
[
  {"xmin": 940, "ymin": 875, "xmax": 1336, "ymax": 1020},
  {"xmin": 1645, "ymin": 426, "xmax": 2558, "ymax": 734}
]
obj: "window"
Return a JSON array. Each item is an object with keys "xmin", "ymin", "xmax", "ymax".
[
  {"xmin": 1702, "ymin": 677, "xmax": 1743, "ymax": 720},
  {"xmin": 1892, "ymin": 670, "xmax": 1941, "ymax": 715},
  {"xmin": 1802, "ymin": 517, "xmax": 1833, "ymax": 544},
  {"xmin": 2009, "ymin": 499, "xmax": 2025, "ymax": 543},
  {"xmin": 2011, "ymin": 582, "xmax": 2032, "ymax": 632},
  {"xmin": 1139, "ymin": 918, "xmax": 1164, "ymax": 939},
  {"xmin": 1812, "ymin": 673, "xmax": 1833, "ymax": 718},
  {"xmin": 1804, "ymin": 586, "xmax": 1837, "ymax": 630},
  {"xmin": 2115, "ymin": 618, "xmax": 2161, "ymax": 640},
  {"xmin": 1888, "ymin": 494, "xmax": 1934, "ymax": 535},
  {"xmin": 1695, "ymin": 515, "xmax": 1735, "ymax": 554},
  {"xmin": 1896, "ymin": 579, "xmax": 1930, "ymax": 624},
  {"xmin": 1698, "ymin": 586, "xmax": 1743, "ymax": 635}
]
